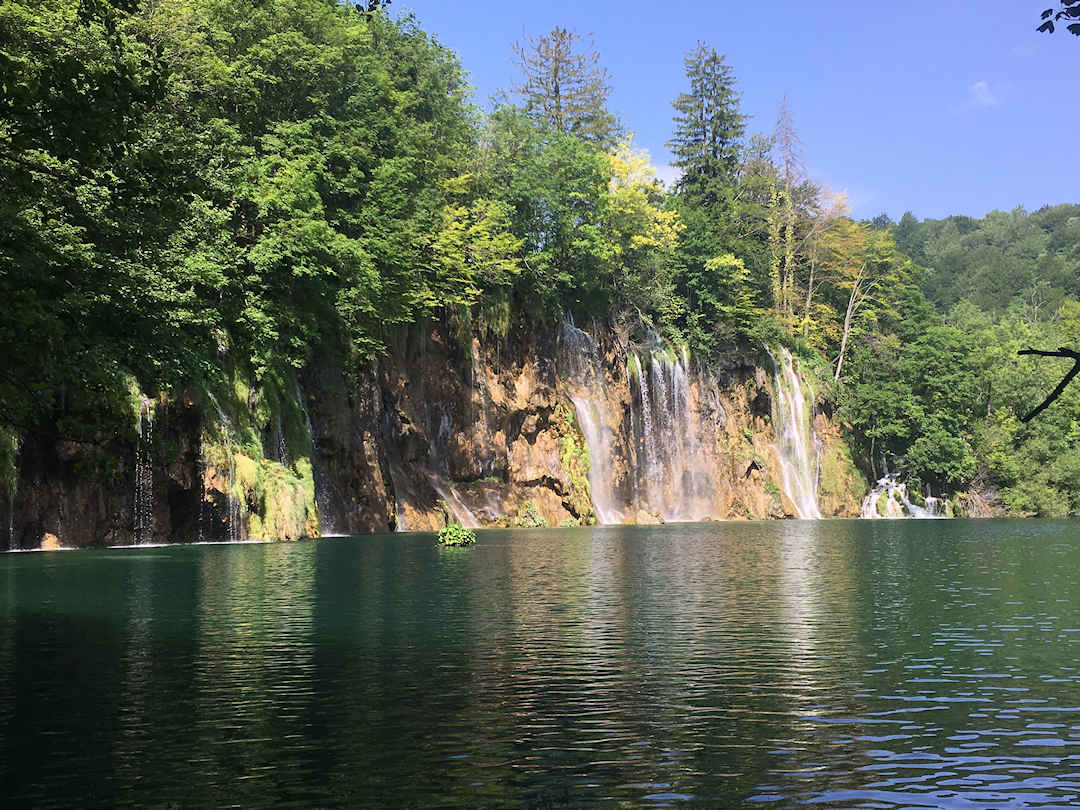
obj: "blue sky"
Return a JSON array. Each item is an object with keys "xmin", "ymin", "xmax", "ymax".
[{"xmin": 397, "ymin": 0, "xmax": 1078, "ymax": 220}]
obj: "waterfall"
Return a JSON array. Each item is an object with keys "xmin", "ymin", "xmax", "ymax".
[
  {"xmin": 207, "ymin": 393, "xmax": 241, "ymax": 542},
  {"xmin": 296, "ymin": 383, "xmax": 338, "ymax": 536},
  {"xmin": 432, "ymin": 480, "xmax": 480, "ymax": 528},
  {"xmin": 861, "ymin": 475, "xmax": 947, "ymax": 519},
  {"xmin": 275, "ymin": 415, "xmax": 290, "ymax": 469},
  {"xmin": 627, "ymin": 337, "xmax": 713, "ymax": 522},
  {"xmin": 768, "ymin": 348, "xmax": 822, "ymax": 519},
  {"xmin": 197, "ymin": 445, "xmax": 206, "ymax": 544},
  {"xmin": 561, "ymin": 319, "xmax": 625, "ymax": 524},
  {"xmin": 561, "ymin": 318, "xmax": 724, "ymax": 524},
  {"xmin": 636, "ymin": 354, "xmax": 662, "ymax": 509},
  {"xmin": 134, "ymin": 396, "xmax": 155, "ymax": 544}
]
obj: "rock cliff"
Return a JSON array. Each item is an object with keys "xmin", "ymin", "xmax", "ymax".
[{"xmin": 6, "ymin": 319, "xmax": 867, "ymax": 549}]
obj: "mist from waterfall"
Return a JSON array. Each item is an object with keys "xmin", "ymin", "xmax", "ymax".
[{"xmin": 768, "ymin": 348, "xmax": 822, "ymax": 520}]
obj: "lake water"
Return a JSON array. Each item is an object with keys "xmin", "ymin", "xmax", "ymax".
[{"xmin": 2, "ymin": 521, "xmax": 1080, "ymax": 807}]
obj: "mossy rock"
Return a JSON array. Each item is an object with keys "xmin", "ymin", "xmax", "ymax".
[{"xmin": 554, "ymin": 402, "xmax": 595, "ymax": 524}]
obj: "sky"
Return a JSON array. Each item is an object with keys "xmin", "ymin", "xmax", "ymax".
[{"xmin": 396, "ymin": 0, "xmax": 1078, "ymax": 221}]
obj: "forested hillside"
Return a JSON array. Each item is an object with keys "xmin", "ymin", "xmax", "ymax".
[
  {"xmin": 2, "ymin": 0, "xmax": 1077, "ymax": 523},
  {"xmin": 843, "ymin": 206, "xmax": 1080, "ymax": 515}
]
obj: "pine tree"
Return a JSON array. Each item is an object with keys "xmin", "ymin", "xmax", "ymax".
[
  {"xmin": 773, "ymin": 96, "xmax": 805, "ymax": 190},
  {"xmin": 511, "ymin": 27, "xmax": 618, "ymax": 147},
  {"xmin": 667, "ymin": 42, "xmax": 746, "ymax": 206}
]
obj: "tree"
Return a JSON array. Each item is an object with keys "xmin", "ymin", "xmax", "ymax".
[
  {"xmin": 604, "ymin": 139, "xmax": 683, "ymax": 313},
  {"xmin": 479, "ymin": 107, "xmax": 612, "ymax": 317},
  {"xmin": 667, "ymin": 42, "xmax": 746, "ymax": 206},
  {"xmin": 1017, "ymin": 348, "xmax": 1080, "ymax": 421},
  {"xmin": 773, "ymin": 96, "xmax": 805, "ymax": 190},
  {"xmin": 1038, "ymin": 1, "xmax": 1080, "ymax": 35},
  {"xmin": 820, "ymin": 220, "xmax": 908, "ymax": 381},
  {"xmin": 799, "ymin": 188, "xmax": 849, "ymax": 341},
  {"xmin": 511, "ymin": 27, "xmax": 618, "ymax": 147}
]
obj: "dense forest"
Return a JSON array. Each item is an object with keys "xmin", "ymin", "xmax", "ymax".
[{"xmin": 2, "ymin": 0, "xmax": 1078, "ymax": 518}]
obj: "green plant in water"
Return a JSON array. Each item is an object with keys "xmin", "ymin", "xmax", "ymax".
[{"xmin": 437, "ymin": 523, "xmax": 477, "ymax": 546}]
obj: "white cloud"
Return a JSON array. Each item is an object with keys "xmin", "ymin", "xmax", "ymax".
[{"xmin": 969, "ymin": 80, "xmax": 998, "ymax": 107}]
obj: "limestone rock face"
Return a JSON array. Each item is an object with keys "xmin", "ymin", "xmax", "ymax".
[{"xmin": 8, "ymin": 321, "xmax": 872, "ymax": 547}]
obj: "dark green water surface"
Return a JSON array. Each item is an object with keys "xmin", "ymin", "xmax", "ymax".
[{"xmin": 3, "ymin": 520, "xmax": 1080, "ymax": 807}]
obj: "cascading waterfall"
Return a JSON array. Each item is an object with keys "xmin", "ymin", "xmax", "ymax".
[
  {"xmin": 861, "ymin": 475, "xmax": 947, "ymax": 519},
  {"xmin": 560, "ymin": 319, "xmax": 625, "ymax": 524},
  {"xmin": 275, "ymin": 415, "xmax": 290, "ymax": 469},
  {"xmin": 134, "ymin": 396, "xmax": 155, "ymax": 544},
  {"xmin": 635, "ymin": 354, "xmax": 662, "ymax": 509},
  {"xmin": 420, "ymin": 397, "xmax": 482, "ymax": 529},
  {"xmin": 627, "ymin": 336, "xmax": 716, "ymax": 521},
  {"xmin": 431, "ymin": 481, "xmax": 480, "ymax": 528},
  {"xmin": 561, "ymin": 319, "xmax": 726, "ymax": 523},
  {"xmin": 768, "ymin": 348, "xmax": 822, "ymax": 519},
  {"xmin": 196, "ymin": 445, "xmax": 207, "ymax": 543}
]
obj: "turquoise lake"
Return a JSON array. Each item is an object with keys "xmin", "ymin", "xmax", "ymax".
[{"xmin": 3, "ymin": 520, "xmax": 1080, "ymax": 807}]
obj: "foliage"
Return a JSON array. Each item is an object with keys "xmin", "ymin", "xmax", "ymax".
[
  {"xmin": 511, "ymin": 26, "xmax": 618, "ymax": 147},
  {"xmin": 4, "ymin": 3, "xmax": 1079, "ymax": 521},
  {"xmin": 667, "ymin": 42, "xmax": 746, "ymax": 205},
  {"xmin": 513, "ymin": 501, "xmax": 548, "ymax": 528},
  {"xmin": 836, "ymin": 207, "xmax": 1080, "ymax": 513},
  {"xmin": 1038, "ymin": 1, "xmax": 1080, "ymax": 35},
  {"xmin": 437, "ymin": 523, "xmax": 476, "ymax": 546}
]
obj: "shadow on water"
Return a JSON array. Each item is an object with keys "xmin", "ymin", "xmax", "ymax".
[{"xmin": 2, "ymin": 520, "xmax": 1080, "ymax": 807}]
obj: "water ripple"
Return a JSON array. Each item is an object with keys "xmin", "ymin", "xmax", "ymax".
[{"xmin": 2, "ymin": 521, "xmax": 1080, "ymax": 807}]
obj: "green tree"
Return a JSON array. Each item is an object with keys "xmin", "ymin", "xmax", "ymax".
[
  {"xmin": 511, "ymin": 27, "xmax": 619, "ymax": 147},
  {"xmin": 667, "ymin": 42, "xmax": 746, "ymax": 208}
]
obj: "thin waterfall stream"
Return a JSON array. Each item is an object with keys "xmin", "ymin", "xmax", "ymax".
[
  {"xmin": 296, "ymin": 383, "xmax": 339, "ymax": 536},
  {"xmin": 768, "ymin": 348, "xmax": 822, "ymax": 519},
  {"xmin": 134, "ymin": 396, "xmax": 154, "ymax": 544}
]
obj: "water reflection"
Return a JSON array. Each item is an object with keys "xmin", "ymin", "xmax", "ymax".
[{"xmin": 1, "ymin": 522, "xmax": 1079, "ymax": 807}]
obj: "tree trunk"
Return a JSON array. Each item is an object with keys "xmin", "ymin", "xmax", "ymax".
[
  {"xmin": 834, "ymin": 274, "xmax": 862, "ymax": 382},
  {"xmin": 803, "ymin": 249, "xmax": 816, "ymax": 339}
]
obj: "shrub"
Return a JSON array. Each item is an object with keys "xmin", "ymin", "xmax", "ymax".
[
  {"xmin": 513, "ymin": 501, "xmax": 548, "ymax": 528},
  {"xmin": 437, "ymin": 523, "xmax": 477, "ymax": 547}
]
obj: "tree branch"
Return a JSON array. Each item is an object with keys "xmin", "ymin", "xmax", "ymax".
[{"xmin": 1018, "ymin": 347, "xmax": 1080, "ymax": 422}]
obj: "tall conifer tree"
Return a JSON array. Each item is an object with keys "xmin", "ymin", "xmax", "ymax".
[{"xmin": 667, "ymin": 42, "xmax": 746, "ymax": 207}]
